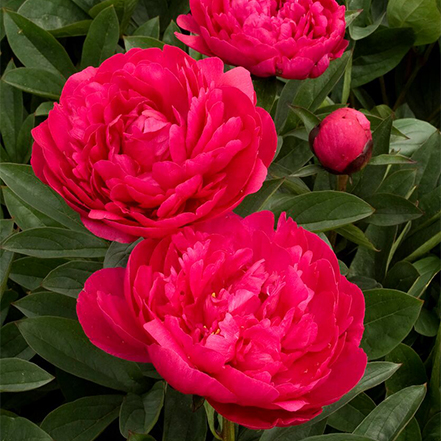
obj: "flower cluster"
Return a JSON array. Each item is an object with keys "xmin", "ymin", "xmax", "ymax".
[
  {"xmin": 31, "ymin": 4, "xmax": 367, "ymax": 430},
  {"xmin": 77, "ymin": 212, "xmax": 366, "ymax": 429},
  {"xmin": 32, "ymin": 46, "xmax": 276, "ymax": 242},
  {"xmin": 176, "ymin": 0, "xmax": 348, "ymax": 79}
]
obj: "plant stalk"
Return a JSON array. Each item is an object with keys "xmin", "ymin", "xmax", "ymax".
[{"xmin": 222, "ymin": 417, "xmax": 235, "ymax": 441}]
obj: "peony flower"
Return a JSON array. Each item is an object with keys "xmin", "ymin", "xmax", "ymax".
[
  {"xmin": 309, "ymin": 108, "xmax": 373, "ymax": 175},
  {"xmin": 176, "ymin": 0, "xmax": 348, "ymax": 80},
  {"xmin": 77, "ymin": 211, "xmax": 367, "ymax": 429},
  {"xmin": 31, "ymin": 46, "xmax": 277, "ymax": 243}
]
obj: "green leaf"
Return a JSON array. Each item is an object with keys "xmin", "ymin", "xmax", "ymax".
[
  {"xmin": 414, "ymin": 308, "xmax": 439, "ymax": 337},
  {"xmin": 90, "ymin": 0, "xmax": 139, "ymax": 33},
  {"xmin": 302, "ymin": 435, "xmax": 376, "ymax": 441},
  {"xmin": 17, "ymin": 316, "xmax": 148, "ymax": 392},
  {"xmin": 9, "ymin": 256, "xmax": 67, "ymax": 291},
  {"xmin": 35, "ymin": 101, "xmax": 54, "ymax": 116},
  {"xmin": 352, "ymin": 27, "xmax": 415, "ymax": 88},
  {"xmin": 377, "ymin": 170, "xmax": 417, "ymax": 198},
  {"xmin": 362, "ymin": 289, "xmax": 423, "ymax": 360},
  {"xmin": 81, "ymin": 6, "xmax": 119, "ymax": 69},
  {"xmin": 0, "ymin": 322, "xmax": 35, "ymax": 360},
  {"xmin": 422, "ymin": 413, "xmax": 441, "ymax": 441},
  {"xmin": 17, "ymin": 0, "xmax": 89, "ymax": 31},
  {"xmin": 253, "ymin": 77, "xmax": 278, "ymax": 114},
  {"xmin": 328, "ymin": 393, "xmax": 376, "ymax": 432},
  {"xmin": 399, "ymin": 223, "xmax": 441, "ymax": 262},
  {"xmin": 49, "ymin": 19, "xmax": 92, "ymax": 38},
  {"xmin": 353, "ymin": 385, "xmax": 426, "ymax": 440},
  {"xmin": 0, "ymin": 164, "xmax": 85, "ymax": 232},
  {"xmin": 369, "ymin": 154, "xmax": 415, "ymax": 165},
  {"xmin": 0, "ymin": 357, "xmax": 53, "ymax": 392},
  {"xmin": 16, "ymin": 113, "xmax": 35, "ymax": 163},
  {"xmin": 0, "ymin": 60, "xmax": 23, "ymax": 162},
  {"xmin": 42, "ymin": 260, "xmax": 102, "ymax": 297},
  {"xmin": 288, "ymin": 105, "xmax": 321, "ymax": 134},
  {"xmin": 387, "ymin": 0, "xmax": 441, "ymax": 45},
  {"xmin": 396, "ymin": 418, "xmax": 422, "ymax": 441},
  {"xmin": 364, "ymin": 193, "xmax": 422, "ymax": 226},
  {"xmin": 3, "ymin": 187, "xmax": 64, "ymax": 230},
  {"xmin": 235, "ymin": 179, "xmax": 284, "ymax": 218},
  {"xmin": 305, "ymin": 362, "xmax": 401, "ymax": 425},
  {"xmin": 408, "ymin": 131, "xmax": 441, "ymax": 197},
  {"xmin": 260, "ymin": 419, "xmax": 327, "ymax": 441},
  {"xmin": 4, "ymin": 10, "xmax": 76, "ymax": 78},
  {"xmin": 350, "ymin": 11, "xmax": 386, "ymax": 41},
  {"xmin": 41, "ymin": 395, "xmax": 124, "ymax": 441},
  {"xmin": 335, "ymin": 224, "xmax": 378, "ymax": 251},
  {"xmin": 163, "ymin": 387, "xmax": 207, "ymax": 441},
  {"xmin": 134, "ymin": 16, "xmax": 159, "ymax": 38},
  {"xmin": 163, "ymin": 20, "xmax": 186, "ymax": 50},
  {"xmin": 278, "ymin": 191, "xmax": 374, "ymax": 232},
  {"xmin": 345, "ymin": 9, "xmax": 363, "ymax": 28},
  {"xmin": 410, "ymin": 185, "xmax": 441, "ymax": 233},
  {"xmin": 119, "ymin": 381, "xmax": 165, "ymax": 438},
  {"xmin": 13, "ymin": 291, "xmax": 77, "ymax": 319},
  {"xmin": 2, "ymin": 227, "xmax": 109, "ymax": 258},
  {"xmin": 0, "ymin": 415, "xmax": 52, "ymax": 441},
  {"xmin": 385, "ymin": 344, "xmax": 427, "ymax": 395},
  {"xmin": 384, "ymin": 261, "xmax": 420, "ymax": 292},
  {"xmin": 390, "ymin": 119, "xmax": 437, "ymax": 157},
  {"xmin": 104, "ymin": 239, "xmax": 141, "ymax": 269},
  {"xmin": 0, "ymin": 221, "xmax": 16, "ymax": 296},
  {"xmin": 0, "ymin": 290, "xmax": 18, "ymax": 328},
  {"xmin": 124, "ymin": 35, "xmax": 164, "ymax": 50}
]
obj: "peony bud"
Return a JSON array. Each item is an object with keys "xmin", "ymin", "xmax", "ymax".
[{"xmin": 309, "ymin": 108, "xmax": 373, "ymax": 175}]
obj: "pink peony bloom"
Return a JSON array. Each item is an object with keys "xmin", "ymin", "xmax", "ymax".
[
  {"xmin": 309, "ymin": 108, "xmax": 373, "ymax": 174},
  {"xmin": 77, "ymin": 211, "xmax": 367, "ymax": 429},
  {"xmin": 176, "ymin": 0, "xmax": 348, "ymax": 80},
  {"xmin": 31, "ymin": 46, "xmax": 277, "ymax": 243}
]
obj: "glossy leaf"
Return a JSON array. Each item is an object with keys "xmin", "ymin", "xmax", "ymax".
[
  {"xmin": 81, "ymin": 5, "xmax": 119, "ymax": 69},
  {"xmin": 235, "ymin": 179, "xmax": 284, "ymax": 218},
  {"xmin": 17, "ymin": 316, "xmax": 148, "ymax": 392},
  {"xmin": 0, "ymin": 164, "xmax": 84, "ymax": 232},
  {"xmin": 365, "ymin": 193, "xmax": 422, "ymax": 226},
  {"xmin": 13, "ymin": 291, "xmax": 77, "ymax": 320},
  {"xmin": 163, "ymin": 387, "xmax": 207, "ymax": 441},
  {"xmin": 17, "ymin": 0, "xmax": 89, "ymax": 31},
  {"xmin": 0, "ymin": 415, "xmax": 52, "ymax": 440},
  {"xmin": 385, "ymin": 344, "xmax": 427, "ymax": 395},
  {"xmin": 0, "ymin": 322, "xmax": 35, "ymax": 360},
  {"xmin": 119, "ymin": 381, "xmax": 165, "ymax": 438},
  {"xmin": 352, "ymin": 27, "xmax": 415, "ymax": 88},
  {"xmin": 124, "ymin": 35, "xmax": 164, "ymax": 50},
  {"xmin": 353, "ymin": 385, "xmax": 426, "ymax": 440},
  {"xmin": 9, "ymin": 257, "xmax": 66, "ymax": 291},
  {"xmin": 0, "ymin": 60, "xmax": 23, "ymax": 162},
  {"xmin": 387, "ymin": 0, "xmax": 441, "ymax": 45},
  {"xmin": 362, "ymin": 289, "xmax": 423, "ymax": 360},
  {"xmin": 2, "ymin": 227, "xmax": 109, "ymax": 258},
  {"xmin": 41, "ymin": 395, "xmax": 124, "ymax": 441},
  {"xmin": 4, "ymin": 11, "xmax": 76, "ymax": 78},
  {"xmin": 279, "ymin": 191, "xmax": 374, "ymax": 232},
  {"xmin": 2, "ymin": 187, "xmax": 64, "ymax": 230},
  {"xmin": 0, "ymin": 358, "xmax": 53, "ymax": 392},
  {"xmin": 42, "ymin": 260, "xmax": 102, "ymax": 297}
]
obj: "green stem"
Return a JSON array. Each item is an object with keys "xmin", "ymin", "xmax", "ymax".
[{"xmin": 222, "ymin": 417, "xmax": 235, "ymax": 441}]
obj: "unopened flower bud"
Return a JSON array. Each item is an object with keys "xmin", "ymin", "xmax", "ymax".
[{"xmin": 309, "ymin": 108, "xmax": 373, "ymax": 175}]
